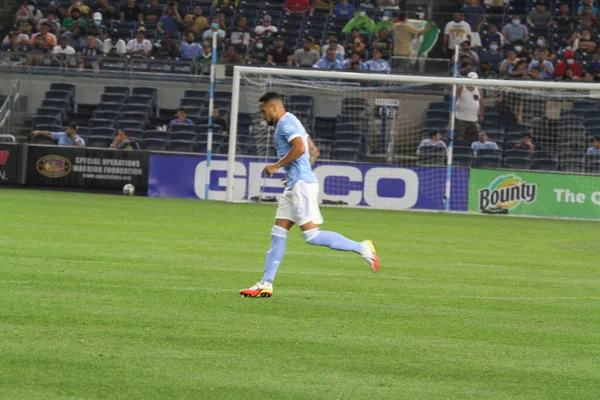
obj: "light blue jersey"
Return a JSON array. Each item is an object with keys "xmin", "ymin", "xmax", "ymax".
[{"xmin": 275, "ymin": 112, "xmax": 318, "ymax": 189}]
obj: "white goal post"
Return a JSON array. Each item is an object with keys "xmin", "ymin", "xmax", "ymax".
[{"xmin": 226, "ymin": 66, "xmax": 600, "ymax": 217}]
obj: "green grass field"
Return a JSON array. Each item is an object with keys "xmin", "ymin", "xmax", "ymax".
[{"xmin": 1, "ymin": 188, "xmax": 599, "ymax": 399}]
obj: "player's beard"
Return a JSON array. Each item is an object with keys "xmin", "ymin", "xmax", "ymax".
[{"xmin": 266, "ymin": 119, "xmax": 276, "ymax": 127}]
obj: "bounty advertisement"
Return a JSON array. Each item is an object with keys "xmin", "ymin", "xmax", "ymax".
[
  {"xmin": 469, "ymin": 170, "xmax": 600, "ymax": 219},
  {"xmin": 148, "ymin": 154, "xmax": 469, "ymax": 211}
]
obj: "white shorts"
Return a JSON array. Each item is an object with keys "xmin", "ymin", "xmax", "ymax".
[{"xmin": 275, "ymin": 180, "xmax": 323, "ymax": 226}]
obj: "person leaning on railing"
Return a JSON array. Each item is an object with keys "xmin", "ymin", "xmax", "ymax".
[{"xmin": 32, "ymin": 123, "xmax": 85, "ymax": 147}]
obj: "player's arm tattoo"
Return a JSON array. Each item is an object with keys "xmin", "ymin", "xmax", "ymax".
[{"xmin": 307, "ymin": 136, "xmax": 320, "ymax": 166}]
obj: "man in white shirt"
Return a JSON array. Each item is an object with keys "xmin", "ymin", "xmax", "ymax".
[
  {"xmin": 126, "ymin": 28, "xmax": 152, "ymax": 57},
  {"xmin": 254, "ymin": 15, "xmax": 278, "ymax": 39},
  {"xmin": 321, "ymin": 35, "xmax": 345, "ymax": 58},
  {"xmin": 52, "ymin": 35, "xmax": 75, "ymax": 55},
  {"xmin": 443, "ymin": 11, "xmax": 472, "ymax": 57},
  {"xmin": 471, "ymin": 131, "xmax": 499, "ymax": 155},
  {"xmin": 103, "ymin": 30, "xmax": 126, "ymax": 55},
  {"xmin": 455, "ymin": 72, "xmax": 485, "ymax": 144}
]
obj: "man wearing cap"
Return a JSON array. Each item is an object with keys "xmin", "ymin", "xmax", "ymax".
[
  {"xmin": 33, "ymin": 123, "xmax": 85, "ymax": 147},
  {"xmin": 555, "ymin": 50, "xmax": 581, "ymax": 78},
  {"xmin": 294, "ymin": 37, "xmax": 320, "ymax": 67},
  {"xmin": 392, "ymin": 11, "xmax": 436, "ymax": 71},
  {"xmin": 455, "ymin": 72, "xmax": 485, "ymax": 144},
  {"xmin": 342, "ymin": 9, "xmax": 376, "ymax": 34},
  {"xmin": 119, "ymin": 0, "xmax": 143, "ymax": 23},
  {"xmin": 52, "ymin": 35, "xmax": 76, "ymax": 56},
  {"xmin": 89, "ymin": 12, "xmax": 108, "ymax": 40},
  {"xmin": 103, "ymin": 30, "xmax": 126, "ymax": 55},
  {"xmin": 31, "ymin": 22, "xmax": 57, "ymax": 50},
  {"xmin": 254, "ymin": 15, "xmax": 278, "ymax": 39},
  {"xmin": 126, "ymin": 28, "xmax": 152, "ymax": 57},
  {"xmin": 372, "ymin": 11, "xmax": 394, "ymax": 33},
  {"xmin": 37, "ymin": 12, "xmax": 61, "ymax": 35}
]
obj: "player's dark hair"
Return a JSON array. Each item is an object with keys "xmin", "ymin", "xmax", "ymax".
[
  {"xmin": 259, "ymin": 92, "xmax": 282, "ymax": 104},
  {"xmin": 429, "ymin": 129, "xmax": 440, "ymax": 138},
  {"xmin": 593, "ymin": 135, "xmax": 600, "ymax": 141}
]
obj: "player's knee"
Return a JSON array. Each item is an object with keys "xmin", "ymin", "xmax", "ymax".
[{"xmin": 303, "ymin": 228, "xmax": 319, "ymax": 244}]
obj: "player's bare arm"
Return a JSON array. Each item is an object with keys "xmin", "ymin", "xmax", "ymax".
[
  {"xmin": 32, "ymin": 130, "xmax": 52, "ymax": 137},
  {"xmin": 263, "ymin": 137, "xmax": 306, "ymax": 177},
  {"xmin": 307, "ymin": 136, "xmax": 320, "ymax": 166}
]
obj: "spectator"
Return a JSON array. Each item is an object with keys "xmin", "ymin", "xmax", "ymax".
[
  {"xmin": 499, "ymin": 48, "xmax": 518, "ymax": 76},
  {"xmin": 371, "ymin": 28, "xmax": 392, "ymax": 56},
  {"xmin": 528, "ymin": 48, "xmax": 554, "ymax": 80},
  {"xmin": 230, "ymin": 16, "xmax": 251, "ymax": 48},
  {"xmin": 67, "ymin": 0, "xmax": 91, "ymax": 17},
  {"xmin": 365, "ymin": 48, "xmax": 391, "ymax": 73},
  {"xmin": 212, "ymin": 0, "xmax": 238, "ymax": 17},
  {"xmin": 119, "ymin": 0, "xmax": 143, "ymax": 23},
  {"xmin": 455, "ymin": 72, "xmax": 484, "ymax": 144},
  {"xmin": 212, "ymin": 107, "xmax": 229, "ymax": 135},
  {"xmin": 321, "ymin": 35, "xmax": 345, "ymax": 57},
  {"xmin": 144, "ymin": 0, "xmax": 163, "ymax": 23},
  {"xmin": 78, "ymin": 34, "xmax": 103, "ymax": 70},
  {"xmin": 376, "ymin": 0, "xmax": 399, "ymax": 10},
  {"xmin": 246, "ymin": 39, "xmax": 268, "ymax": 64},
  {"xmin": 311, "ymin": 0, "xmax": 334, "ymax": 15},
  {"xmin": 294, "ymin": 37, "xmax": 320, "ymax": 67},
  {"xmin": 478, "ymin": 61, "xmax": 494, "ymax": 78},
  {"xmin": 179, "ymin": 32, "xmax": 202, "ymax": 60},
  {"xmin": 471, "ymin": 131, "xmax": 498, "ymax": 155},
  {"xmin": 15, "ymin": 0, "xmax": 44, "ymax": 34},
  {"xmin": 459, "ymin": 40, "xmax": 480, "ymax": 65},
  {"xmin": 551, "ymin": 3, "xmax": 576, "ymax": 32},
  {"xmin": 285, "ymin": 0, "xmax": 311, "ymax": 13},
  {"xmin": 196, "ymin": 41, "xmax": 212, "ymax": 73},
  {"xmin": 560, "ymin": 66, "xmax": 578, "ymax": 81},
  {"xmin": 457, "ymin": 55, "xmax": 475, "ymax": 77},
  {"xmin": 359, "ymin": 0, "xmax": 375, "ymax": 9},
  {"xmin": 417, "ymin": 129, "xmax": 448, "ymax": 155},
  {"xmin": 157, "ymin": 4, "xmax": 182, "ymax": 35},
  {"xmin": 483, "ymin": 0, "xmax": 508, "ymax": 6},
  {"xmin": 37, "ymin": 12, "xmax": 61, "ymax": 35},
  {"xmin": 513, "ymin": 40, "xmax": 532, "ymax": 63},
  {"xmin": 587, "ymin": 136, "xmax": 600, "ymax": 154},
  {"xmin": 334, "ymin": 0, "xmax": 355, "ymax": 18},
  {"xmin": 555, "ymin": 50, "xmax": 581, "ymax": 78},
  {"xmin": 31, "ymin": 23, "xmax": 57, "ymax": 51},
  {"xmin": 62, "ymin": 8, "xmax": 89, "ymax": 47},
  {"xmin": 443, "ymin": 11, "xmax": 472, "ymax": 57},
  {"xmin": 481, "ymin": 23, "xmax": 503, "ymax": 49},
  {"xmin": 184, "ymin": 6, "xmax": 209, "ymax": 34},
  {"xmin": 534, "ymin": 35, "xmax": 549, "ymax": 50},
  {"xmin": 2, "ymin": 32, "xmax": 27, "ymax": 53},
  {"xmin": 89, "ymin": 12, "xmax": 108, "ymax": 41},
  {"xmin": 126, "ymin": 29, "xmax": 152, "ymax": 57},
  {"xmin": 52, "ymin": 35, "xmax": 76, "ymax": 55},
  {"xmin": 578, "ymin": 29, "xmax": 598, "ymax": 52},
  {"xmin": 578, "ymin": 0, "xmax": 598, "ymax": 16},
  {"xmin": 503, "ymin": 15, "xmax": 529, "ymax": 44},
  {"xmin": 461, "ymin": 0, "xmax": 487, "ymax": 32},
  {"xmin": 527, "ymin": 1, "xmax": 551, "ymax": 28},
  {"xmin": 216, "ymin": 12, "xmax": 228, "ymax": 31},
  {"xmin": 480, "ymin": 40, "xmax": 502, "ymax": 70},
  {"xmin": 254, "ymin": 15, "xmax": 278, "ymax": 39},
  {"xmin": 169, "ymin": 108, "xmax": 193, "ymax": 128},
  {"xmin": 512, "ymin": 133, "xmax": 535, "ymax": 151},
  {"xmin": 221, "ymin": 44, "xmax": 243, "ymax": 64},
  {"xmin": 393, "ymin": 12, "xmax": 436, "ymax": 70},
  {"xmin": 343, "ymin": 29, "xmax": 362, "ymax": 52},
  {"xmin": 308, "ymin": 36, "xmax": 321, "ymax": 53},
  {"xmin": 103, "ymin": 30, "xmax": 126, "ymax": 55},
  {"xmin": 342, "ymin": 10, "xmax": 376, "ymax": 34},
  {"xmin": 527, "ymin": 66, "xmax": 543, "ymax": 80},
  {"xmin": 90, "ymin": 0, "xmax": 118, "ymax": 21},
  {"xmin": 346, "ymin": 32, "xmax": 367, "ymax": 58},
  {"xmin": 579, "ymin": 6, "xmax": 598, "ymax": 23},
  {"xmin": 203, "ymin": 16, "xmax": 227, "ymax": 43},
  {"xmin": 313, "ymin": 47, "xmax": 345, "ymax": 69},
  {"xmin": 167, "ymin": 0, "xmax": 186, "ymax": 19},
  {"xmin": 2, "ymin": 30, "xmax": 29, "ymax": 46},
  {"xmin": 345, "ymin": 52, "xmax": 367, "ymax": 70},
  {"xmin": 27, "ymin": 35, "xmax": 49, "ymax": 66},
  {"xmin": 33, "ymin": 123, "xmax": 85, "ymax": 146},
  {"xmin": 47, "ymin": 0, "xmax": 68, "ymax": 20},
  {"xmin": 372, "ymin": 11, "xmax": 394, "ymax": 33},
  {"xmin": 269, "ymin": 36, "xmax": 293, "ymax": 64},
  {"xmin": 110, "ymin": 130, "xmax": 140, "ymax": 150},
  {"xmin": 508, "ymin": 60, "xmax": 529, "ymax": 79}
]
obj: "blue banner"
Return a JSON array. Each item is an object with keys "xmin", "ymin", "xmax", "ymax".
[{"xmin": 148, "ymin": 154, "xmax": 470, "ymax": 211}]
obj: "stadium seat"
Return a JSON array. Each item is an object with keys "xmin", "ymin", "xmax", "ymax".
[
  {"xmin": 32, "ymin": 116, "xmax": 61, "ymax": 129},
  {"xmin": 86, "ymin": 136, "xmax": 113, "ymax": 148},
  {"xmin": 427, "ymin": 102, "xmax": 451, "ymax": 111},
  {"xmin": 116, "ymin": 120, "xmax": 145, "ymax": 131},
  {"xmin": 139, "ymin": 138, "xmax": 168, "ymax": 151},
  {"xmin": 417, "ymin": 146, "xmax": 446, "ymax": 166},
  {"xmin": 425, "ymin": 110, "xmax": 450, "ymax": 122},
  {"xmin": 504, "ymin": 157, "xmax": 532, "ymax": 170},
  {"xmin": 423, "ymin": 119, "xmax": 449, "ymax": 130},
  {"xmin": 104, "ymin": 86, "xmax": 130, "ymax": 96},
  {"xmin": 167, "ymin": 140, "xmax": 194, "ymax": 152},
  {"xmin": 41, "ymin": 99, "xmax": 70, "ymax": 116},
  {"xmin": 96, "ymin": 102, "xmax": 123, "ymax": 113},
  {"xmin": 573, "ymin": 99, "xmax": 598, "ymax": 111},
  {"xmin": 132, "ymin": 87, "xmax": 157, "ymax": 103},
  {"xmin": 473, "ymin": 156, "xmax": 502, "ymax": 169},
  {"xmin": 180, "ymin": 98, "xmax": 206, "ymax": 109},
  {"xmin": 169, "ymin": 123, "xmax": 195, "ymax": 133},
  {"xmin": 476, "ymin": 149, "xmax": 502, "ymax": 158},
  {"xmin": 120, "ymin": 112, "xmax": 148, "ymax": 125},
  {"xmin": 183, "ymin": 90, "xmax": 208, "ymax": 99},
  {"xmin": 559, "ymin": 161, "xmax": 585, "ymax": 173},
  {"xmin": 143, "ymin": 130, "xmax": 169, "ymax": 140},
  {"xmin": 127, "ymin": 95, "xmax": 153, "ymax": 108},
  {"xmin": 36, "ymin": 107, "xmax": 63, "ymax": 124},
  {"xmin": 100, "ymin": 93, "xmax": 127, "ymax": 104},
  {"xmin": 88, "ymin": 119, "xmax": 114, "ymax": 128},
  {"xmin": 35, "ymin": 124, "xmax": 63, "ymax": 133},
  {"xmin": 533, "ymin": 151, "xmax": 556, "ymax": 160},
  {"xmin": 333, "ymin": 148, "xmax": 360, "ymax": 162},
  {"xmin": 122, "ymin": 104, "xmax": 151, "ymax": 115},
  {"xmin": 193, "ymin": 141, "xmax": 208, "ymax": 153},
  {"xmin": 49, "ymin": 83, "xmax": 76, "ymax": 97},
  {"xmin": 170, "ymin": 132, "xmax": 197, "ymax": 141},
  {"xmin": 45, "ymin": 90, "xmax": 72, "ymax": 104},
  {"xmin": 505, "ymin": 149, "xmax": 533, "ymax": 160},
  {"xmin": 531, "ymin": 159, "xmax": 558, "ymax": 171},
  {"xmin": 452, "ymin": 155, "xmax": 473, "ymax": 167},
  {"xmin": 93, "ymin": 110, "xmax": 120, "ymax": 121},
  {"xmin": 89, "ymin": 127, "xmax": 116, "ymax": 137},
  {"xmin": 30, "ymin": 134, "xmax": 56, "ymax": 145}
]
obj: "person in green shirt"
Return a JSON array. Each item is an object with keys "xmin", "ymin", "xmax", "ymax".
[
  {"xmin": 342, "ymin": 10, "xmax": 375, "ymax": 34},
  {"xmin": 61, "ymin": 8, "xmax": 89, "ymax": 47},
  {"xmin": 372, "ymin": 11, "xmax": 394, "ymax": 33}
]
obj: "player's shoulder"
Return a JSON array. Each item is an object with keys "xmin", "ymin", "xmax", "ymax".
[{"xmin": 277, "ymin": 112, "xmax": 303, "ymax": 133}]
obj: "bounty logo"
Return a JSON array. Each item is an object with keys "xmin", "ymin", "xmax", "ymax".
[{"xmin": 479, "ymin": 174, "xmax": 537, "ymax": 212}]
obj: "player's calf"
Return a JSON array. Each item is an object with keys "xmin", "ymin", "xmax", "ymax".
[{"xmin": 302, "ymin": 228, "xmax": 362, "ymax": 253}]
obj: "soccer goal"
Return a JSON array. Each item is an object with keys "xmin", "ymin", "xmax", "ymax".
[{"xmin": 226, "ymin": 66, "xmax": 600, "ymax": 220}]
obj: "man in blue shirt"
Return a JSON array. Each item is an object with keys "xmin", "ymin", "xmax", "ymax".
[
  {"xmin": 578, "ymin": 0, "xmax": 598, "ymax": 16},
  {"xmin": 179, "ymin": 32, "xmax": 202, "ymax": 60},
  {"xmin": 32, "ymin": 123, "xmax": 85, "ymax": 146},
  {"xmin": 157, "ymin": 4, "xmax": 182, "ymax": 35},
  {"xmin": 334, "ymin": 0, "xmax": 354, "ymax": 18},
  {"xmin": 365, "ymin": 48, "xmax": 391, "ymax": 73},
  {"xmin": 528, "ymin": 48, "xmax": 554, "ymax": 80},
  {"xmin": 587, "ymin": 136, "xmax": 600, "ymax": 154},
  {"xmin": 313, "ymin": 47, "xmax": 345, "ymax": 69},
  {"xmin": 417, "ymin": 129, "xmax": 448, "ymax": 155},
  {"xmin": 168, "ymin": 108, "xmax": 194, "ymax": 128},
  {"xmin": 471, "ymin": 131, "xmax": 499, "ymax": 155},
  {"xmin": 239, "ymin": 91, "xmax": 378, "ymax": 298},
  {"xmin": 480, "ymin": 40, "xmax": 503, "ymax": 71},
  {"xmin": 461, "ymin": 0, "xmax": 487, "ymax": 31}
]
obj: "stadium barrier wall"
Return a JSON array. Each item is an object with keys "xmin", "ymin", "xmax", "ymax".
[
  {"xmin": 148, "ymin": 154, "xmax": 470, "ymax": 211},
  {"xmin": 24, "ymin": 145, "xmax": 149, "ymax": 192},
  {"xmin": 0, "ymin": 143, "xmax": 21, "ymax": 185},
  {"xmin": 468, "ymin": 169, "xmax": 600, "ymax": 220}
]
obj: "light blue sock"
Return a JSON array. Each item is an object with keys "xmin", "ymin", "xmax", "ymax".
[
  {"xmin": 303, "ymin": 229, "xmax": 362, "ymax": 253},
  {"xmin": 261, "ymin": 226, "xmax": 288, "ymax": 284}
]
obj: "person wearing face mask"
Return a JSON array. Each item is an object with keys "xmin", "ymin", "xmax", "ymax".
[
  {"xmin": 37, "ymin": 12, "xmax": 61, "ymax": 35},
  {"xmin": 14, "ymin": 0, "xmax": 43, "ymax": 33},
  {"xmin": 512, "ymin": 40, "xmax": 532, "ymax": 63},
  {"xmin": 202, "ymin": 16, "xmax": 226, "ymax": 44},
  {"xmin": 334, "ymin": 0, "xmax": 355, "ymax": 18},
  {"xmin": 372, "ymin": 11, "xmax": 393, "ymax": 33},
  {"xmin": 245, "ymin": 39, "xmax": 268, "ymax": 65},
  {"xmin": 461, "ymin": 0, "xmax": 487, "ymax": 32},
  {"xmin": 527, "ymin": 48, "xmax": 554, "ymax": 80},
  {"xmin": 284, "ymin": 0, "xmax": 310, "ymax": 13},
  {"xmin": 555, "ymin": 50, "xmax": 582, "ymax": 78},
  {"xmin": 480, "ymin": 39, "xmax": 503, "ymax": 71},
  {"xmin": 89, "ymin": 12, "xmax": 108, "ymax": 40},
  {"xmin": 481, "ymin": 23, "xmax": 502, "ymax": 49},
  {"xmin": 502, "ymin": 15, "xmax": 529, "ymax": 44},
  {"xmin": 578, "ymin": 0, "xmax": 598, "ymax": 16},
  {"xmin": 342, "ymin": 9, "xmax": 376, "ymax": 34},
  {"xmin": 443, "ymin": 11, "xmax": 472, "ymax": 56},
  {"xmin": 310, "ymin": 0, "xmax": 333, "ymax": 16}
]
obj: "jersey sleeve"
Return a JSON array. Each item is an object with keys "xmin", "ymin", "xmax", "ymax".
[{"xmin": 279, "ymin": 118, "xmax": 302, "ymax": 143}]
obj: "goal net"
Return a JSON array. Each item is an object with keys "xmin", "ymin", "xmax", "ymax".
[{"xmin": 226, "ymin": 67, "xmax": 600, "ymax": 220}]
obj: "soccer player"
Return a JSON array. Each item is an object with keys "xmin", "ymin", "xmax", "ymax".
[{"xmin": 239, "ymin": 92, "xmax": 379, "ymax": 298}]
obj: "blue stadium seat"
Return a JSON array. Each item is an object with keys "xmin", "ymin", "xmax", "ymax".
[
  {"xmin": 139, "ymin": 138, "xmax": 168, "ymax": 151},
  {"xmin": 170, "ymin": 123, "xmax": 196, "ymax": 133},
  {"xmin": 504, "ymin": 157, "xmax": 532, "ymax": 170},
  {"xmin": 417, "ymin": 146, "xmax": 446, "ymax": 166},
  {"xmin": 531, "ymin": 159, "xmax": 558, "ymax": 171},
  {"xmin": 116, "ymin": 120, "xmax": 145, "ymax": 131},
  {"xmin": 423, "ymin": 119, "xmax": 449, "ymax": 130},
  {"xmin": 168, "ymin": 140, "xmax": 194, "ymax": 152},
  {"xmin": 143, "ymin": 130, "xmax": 169, "ymax": 140},
  {"xmin": 170, "ymin": 132, "xmax": 197, "ymax": 141},
  {"xmin": 93, "ymin": 110, "xmax": 120, "ymax": 120},
  {"xmin": 104, "ymin": 86, "xmax": 130, "ymax": 96},
  {"xmin": 32, "ymin": 116, "xmax": 61, "ymax": 129},
  {"xmin": 473, "ymin": 156, "xmax": 502, "ymax": 169},
  {"xmin": 86, "ymin": 136, "xmax": 113, "ymax": 148},
  {"xmin": 88, "ymin": 118, "xmax": 115, "ymax": 128},
  {"xmin": 89, "ymin": 127, "xmax": 116, "ymax": 137}
]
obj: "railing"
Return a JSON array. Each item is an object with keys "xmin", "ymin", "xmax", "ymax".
[{"xmin": 0, "ymin": 79, "xmax": 20, "ymax": 143}]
